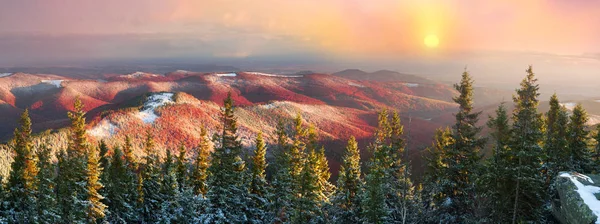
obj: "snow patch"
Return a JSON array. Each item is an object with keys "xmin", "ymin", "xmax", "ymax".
[
  {"xmin": 135, "ymin": 93, "xmax": 174, "ymax": 124},
  {"xmin": 215, "ymin": 73, "xmax": 237, "ymax": 77},
  {"xmin": 41, "ymin": 80, "xmax": 64, "ymax": 88},
  {"xmin": 176, "ymin": 70, "xmax": 190, "ymax": 73},
  {"xmin": 559, "ymin": 172, "xmax": 600, "ymax": 223},
  {"xmin": 122, "ymin": 71, "xmax": 162, "ymax": 78},
  {"xmin": 0, "ymin": 73, "xmax": 12, "ymax": 78},
  {"xmin": 247, "ymin": 72, "xmax": 303, "ymax": 78},
  {"xmin": 594, "ymin": 100, "xmax": 600, "ymax": 103},
  {"xmin": 403, "ymin": 83, "xmax": 419, "ymax": 88},
  {"xmin": 560, "ymin": 102, "xmax": 577, "ymax": 111},
  {"xmin": 89, "ymin": 119, "xmax": 118, "ymax": 138},
  {"xmin": 348, "ymin": 82, "xmax": 365, "ymax": 88}
]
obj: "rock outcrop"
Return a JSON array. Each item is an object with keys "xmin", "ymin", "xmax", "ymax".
[{"xmin": 552, "ymin": 172, "xmax": 600, "ymax": 224}]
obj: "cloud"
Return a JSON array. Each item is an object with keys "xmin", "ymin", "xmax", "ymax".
[{"xmin": 0, "ymin": 0, "xmax": 599, "ymax": 63}]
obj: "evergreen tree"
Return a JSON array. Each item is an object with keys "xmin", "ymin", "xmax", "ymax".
[
  {"xmin": 437, "ymin": 69, "xmax": 485, "ymax": 222},
  {"xmin": 271, "ymin": 119, "xmax": 294, "ymax": 222},
  {"xmin": 332, "ymin": 136, "xmax": 363, "ymax": 223},
  {"xmin": 508, "ymin": 66, "xmax": 546, "ymax": 223},
  {"xmin": 140, "ymin": 132, "xmax": 164, "ymax": 223},
  {"xmin": 423, "ymin": 128, "xmax": 453, "ymax": 223},
  {"xmin": 249, "ymin": 131, "xmax": 270, "ymax": 223},
  {"xmin": 7, "ymin": 109, "xmax": 38, "ymax": 223},
  {"xmin": 567, "ymin": 103, "xmax": 593, "ymax": 173},
  {"xmin": 543, "ymin": 94, "xmax": 569, "ymax": 185},
  {"xmin": 105, "ymin": 146, "xmax": 139, "ymax": 223},
  {"xmin": 158, "ymin": 149, "xmax": 181, "ymax": 222},
  {"xmin": 362, "ymin": 110, "xmax": 392, "ymax": 223},
  {"xmin": 175, "ymin": 143, "xmax": 188, "ymax": 190},
  {"xmin": 292, "ymin": 149, "xmax": 323, "ymax": 223},
  {"xmin": 191, "ymin": 127, "xmax": 210, "ymax": 196},
  {"xmin": 480, "ymin": 104, "xmax": 514, "ymax": 223},
  {"xmin": 36, "ymin": 144, "xmax": 60, "ymax": 223},
  {"xmin": 85, "ymin": 145, "xmax": 107, "ymax": 222},
  {"xmin": 57, "ymin": 98, "xmax": 92, "ymax": 223},
  {"xmin": 123, "ymin": 136, "xmax": 136, "ymax": 170},
  {"xmin": 203, "ymin": 92, "xmax": 250, "ymax": 223},
  {"xmin": 592, "ymin": 125, "xmax": 600, "ymax": 167}
]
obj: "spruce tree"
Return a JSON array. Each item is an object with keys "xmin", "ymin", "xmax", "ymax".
[
  {"xmin": 332, "ymin": 136, "xmax": 363, "ymax": 223},
  {"xmin": 362, "ymin": 110, "xmax": 392, "ymax": 223},
  {"xmin": 7, "ymin": 109, "xmax": 38, "ymax": 223},
  {"xmin": 191, "ymin": 127, "xmax": 210, "ymax": 196},
  {"xmin": 86, "ymin": 145, "xmax": 107, "ymax": 222},
  {"xmin": 567, "ymin": 103, "xmax": 593, "ymax": 173},
  {"xmin": 175, "ymin": 143, "xmax": 188, "ymax": 190},
  {"xmin": 141, "ymin": 132, "xmax": 163, "ymax": 223},
  {"xmin": 57, "ymin": 98, "xmax": 92, "ymax": 223},
  {"xmin": 293, "ymin": 149, "xmax": 323, "ymax": 223},
  {"xmin": 544, "ymin": 94, "xmax": 569, "ymax": 185},
  {"xmin": 36, "ymin": 144, "xmax": 60, "ymax": 223},
  {"xmin": 423, "ymin": 127, "xmax": 453, "ymax": 223},
  {"xmin": 105, "ymin": 146, "xmax": 138, "ymax": 223},
  {"xmin": 158, "ymin": 149, "xmax": 181, "ymax": 222},
  {"xmin": 438, "ymin": 69, "xmax": 485, "ymax": 222},
  {"xmin": 249, "ymin": 131, "xmax": 270, "ymax": 223},
  {"xmin": 480, "ymin": 104, "xmax": 513, "ymax": 222},
  {"xmin": 592, "ymin": 125, "xmax": 600, "ymax": 168},
  {"xmin": 204, "ymin": 92, "xmax": 250, "ymax": 223},
  {"xmin": 271, "ymin": 119, "xmax": 294, "ymax": 222},
  {"xmin": 508, "ymin": 66, "xmax": 546, "ymax": 223}
]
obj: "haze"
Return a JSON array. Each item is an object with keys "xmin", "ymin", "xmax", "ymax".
[{"xmin": 1, "ymin": 0, "xmax": 599, "ymax": 96}]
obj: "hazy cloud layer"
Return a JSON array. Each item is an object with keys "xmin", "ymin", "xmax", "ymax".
[{"xmin": 0, "ymin": 0, "xmax": 599, "ymax": 64}]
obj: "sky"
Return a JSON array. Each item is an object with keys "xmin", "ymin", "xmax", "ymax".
[{"xmin": 1, "ymin": 0, "xmax": 599, "ymax": 68}]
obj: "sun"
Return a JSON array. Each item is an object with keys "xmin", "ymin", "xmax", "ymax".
[{"xmin": 424, "ymin": 34, "xmax": 439, "ymax": 48}]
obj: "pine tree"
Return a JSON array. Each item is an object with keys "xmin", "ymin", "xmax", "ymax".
[
  {"xmin": 249, "ymin": 131, "xmax": 270, "ymax": 223},
  {"xmin": 422, "ymin": 127, "xmax": 453, "ymax": 223},
  {"xmin": 292, "ymin": 149, "xmax": 323, "ymax": 223},
  {"xmin": 36, "ymin": 144, "xmax": 60, "ymax": 223},
  {"xmin": 158, "ymin": 149, "xmax": 181, "ymax": 222},
  {"xmin": 141, "ymin": 132, "xmax": 163, "ymax": 223},
  {"xmin": 271, "ymin": 119, "xmax": 294, "ymax": 222},
  {"xmin": 567, "ymin": 103, "xmax": 593, "ymax": 173},
  {"xmin": 437, "ymin": 69, "xmax": 485, "ymax": 222},
  {"xmin": 362, "ymin": 110, "xmax": 392, "ymax": 223},
  {"xmin": 57, "ymin": 98, "xmax": 91, "ymax": 223},
  {"xmin": 592, "ymin": 125, "xmax": 600, "ymax": 167},
  {"xmin": 7, "ymin": 109, "xmax": 38, "ymax": 223},
  {"xmin": 86, "ymin": 145, "xmax": 107, "ymax": 222},
  {"xmin": 123, "ymin": 136, "xmax": 136, "ymax": 170},
  {"xmin": 480, "ymin": 104, "xmax": 513, "ymax": 222},
  {"xmin": 544, "ymin": 94, "xmax": 569, "ymax": 186},
  {"xmin": 203, "ymin": 92, "xmax": 250, "ymax": 223},
  {"xmin": 105, "ymin": 146, "xmax": 138, "ymax": 223},
  {"xmin": 508, "ymin": 66, "xmax": 546, "ymax": 223},
  {"xmin": 175, "ymin": 143, "xmax": 188, "ymax": 190},
  {"xmin": 250, "ymin": 131, "xmax": 268, "ymax": 197},
  {"xmin": 191, "ymin": 127, "xmax": 210, "ymax": 196},
  {"xmin": 332, "ymin": 136, "xmax": 363, "ymax": 223}
]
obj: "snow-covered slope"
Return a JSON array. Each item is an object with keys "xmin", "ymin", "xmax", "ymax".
[
  {"xmin": 559, "ymin": 172, "xmax": 600, "ymax": 223},
  {"xmin": 135, "ymin": 92, "xmax": 175, "ymax": 124}
]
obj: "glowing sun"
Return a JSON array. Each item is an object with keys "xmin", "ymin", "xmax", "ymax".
[{"xmin": 424, "ymin": 34, "xmax": 439, "ymax": 48}]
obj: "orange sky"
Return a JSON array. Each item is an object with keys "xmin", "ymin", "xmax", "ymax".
[{"xmin": 0, "ymin": 0, "xmax": 599, "ymax": 62}]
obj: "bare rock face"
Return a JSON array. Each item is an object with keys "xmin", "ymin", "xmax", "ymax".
[{"xmin": 552, "ymin": 172, "xmax": 600, "ymax": 224}]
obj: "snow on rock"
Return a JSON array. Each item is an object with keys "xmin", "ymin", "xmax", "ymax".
[
  {"xmin": 261, "ymin": 102, "xmax": 281, "ymax": 109},
  {"xmin": 247, "ymin": 72, "xmax": 303, "ymax": 78},
  {"xmin": 403, "ymin": 83, "xmax": 419, "ymax": 88},
  {"xmin": 348, "ymin": 82, "xmax": 365, "ymax": 88},
  {"xmin": 559, "ymin": 172, "xmax": 600, "ymax": 223},
  {"xmin": 89, "ymin": 119, "xmax": 118, "ymax": 138},
  {"xmin": 0, "ymin": 73, "xmax": 12, "ymax": 78},
  {"xmin": 41, "ymin": 80, "xmax": 64, "ymax": 88},
  {"xmin": 135, "ymin": 92, "xmax": 175, "ymax": 124},
  {"xmin": 215, "ymin": 73, "xmax": 237, "ymax": 77}
]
